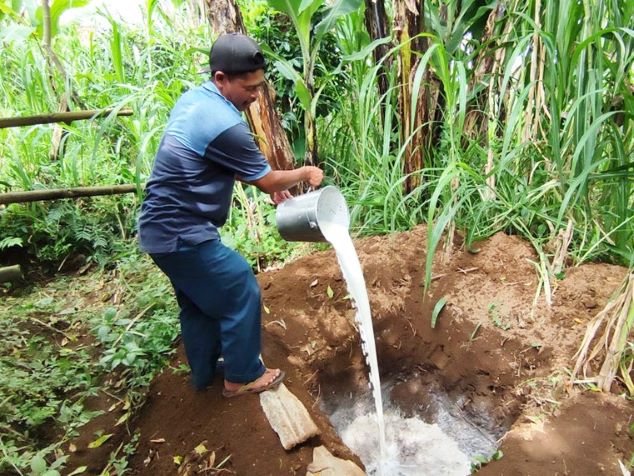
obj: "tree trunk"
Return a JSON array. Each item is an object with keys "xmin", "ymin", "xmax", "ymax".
[
  {"xmin": 364, "ymin": 0, "xmax": 391, "ymax": 98},
  {"xmin": 462, "ymin": 3, "xmax": 505, "ymax": 140},
  {"xmin": 394, "ymin": 0, "xmax": 430, "ymax": 193},
  {"xmin": 204, "ymin": 0, "xmax": 295, "ymax": 173}
]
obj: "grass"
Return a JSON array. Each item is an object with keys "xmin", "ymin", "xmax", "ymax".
[{"xmin": 0, "ymin": 246, "xmax": 179, "ymax": 474}]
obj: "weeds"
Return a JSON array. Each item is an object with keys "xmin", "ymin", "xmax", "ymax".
[
  {"xmin": 488, "ymin": 303, "xmax": 511, "ymax": 331},
  {"xmin": 0, "ymin": 250, "xmax": 179, "ymax": 474}
]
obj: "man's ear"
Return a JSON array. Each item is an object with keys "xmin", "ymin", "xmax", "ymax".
[{"xmin": 213, "ymin": 71, "xmax": 227, "ymax": 84}]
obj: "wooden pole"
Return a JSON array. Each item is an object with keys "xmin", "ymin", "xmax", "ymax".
[
  {"xmin": 0, "ymin": 184, "xmax": 138, "ymax": 205},
  {"xmin": 0, "ymin": 108, "xmax": 134, "ymax": 129},
  {"xmin": 0, "ymin": 265, "xmax": 22, "ymax": 283}
]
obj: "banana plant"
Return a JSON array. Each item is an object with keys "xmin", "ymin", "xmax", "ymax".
[
  {"xmin": 265, "ymin": 0, "xmax": 362, "ymax": 166},
  {"xmin": 34, "ymin": 0, "xmax": 90, "ymax": 40}
]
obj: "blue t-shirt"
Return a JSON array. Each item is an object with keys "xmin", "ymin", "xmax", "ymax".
[{"xmin": 138, "ymin": 81, "xmax": 271, "ymax": 253}]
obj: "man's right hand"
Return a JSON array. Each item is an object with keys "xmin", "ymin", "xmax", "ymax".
[
  {"xmin": 303, "ymin": 166, "xmax": 324, "ymax": 187},
  {"xmin": 250, "ymin": 165, "xmax": 324, "ymax": 194}
]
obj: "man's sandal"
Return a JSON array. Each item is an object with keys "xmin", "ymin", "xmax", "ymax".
[{"xmin": 222, "ymin": 370, "xmax": 286, "ymax": 398}]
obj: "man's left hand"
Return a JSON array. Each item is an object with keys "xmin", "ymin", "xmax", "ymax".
[{"xmin": 270, "ymin": 190, "xmax": 293, "ymax": 205}]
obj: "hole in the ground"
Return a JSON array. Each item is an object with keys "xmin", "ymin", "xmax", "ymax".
[{"xmin": 317, "ymin": 365, "xmax": 509, "ymax": 475}]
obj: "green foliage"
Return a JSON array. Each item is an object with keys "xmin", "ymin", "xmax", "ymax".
[
  {"xmin": 431, "ymin": 296, "xmax": 447, "ymax": 328},
  {"xmin": 34, "ymin": 0, "xmax": 89, "ymax": 40},
  {"xmin": 471, "ymin": 449, "xmax": 503, "ymax": 472},
  {"xmin": 223, "ymin": 183, "xmax": 298, "ymax": 270},
  {"xmin": 318, "ymin": 0, "xmax": 633, "ymax": 276},
  {"xmin": 0, "ymin": 293, "xmax": 100, "ymax": 474},
  {"xmin": 96, "ymin": 306, "xmax": 179, "ymax": 386},
  {"xmin": 262, "ymin": 0, "xmax": 362, "ymax": 162},
  {"xmin": 1, "ymin": 196, "xmax": 137, "ymax": 267},
  {"xmin": 241, "ymin": 0, "xmax": 345, "ymax": 146},
  {"xmin": 0, "ymin": 251, "xmax": 179, "ymax": 474}
]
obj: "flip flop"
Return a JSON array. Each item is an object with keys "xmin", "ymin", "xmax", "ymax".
[{"xmin": 222, "ymin": 370, "xmax": 286, "ymax": 398}]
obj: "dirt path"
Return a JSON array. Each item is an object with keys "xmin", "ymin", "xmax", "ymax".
[{"xmin": 71, "ymin": 227, "xmax": 632, "ymax": 475}]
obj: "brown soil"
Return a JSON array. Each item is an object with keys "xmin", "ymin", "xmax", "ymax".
[{"xmin": 71, "ymin": 227, "xmax": 633, "ymax": 475}]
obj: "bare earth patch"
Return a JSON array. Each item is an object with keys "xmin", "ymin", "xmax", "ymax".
[{"xmin": 68, "ymin": 226, "xmax": 632, "ymax": 475}]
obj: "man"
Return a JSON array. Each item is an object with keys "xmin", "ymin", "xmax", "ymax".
[{"xmin": 139, "ymin": 33, "xmax": 323, "ymax": 397}]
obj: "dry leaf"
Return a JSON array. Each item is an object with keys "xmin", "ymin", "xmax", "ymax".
[
  {"xmin": 207, "ymin": 451, "xmax": 216, "ymax": 468},
  {"xmin": 115, "ymin": 412, "xmax": 130, "ymax": 426},
  {"xmin": 88, "ymin": 433, "xmax": 112, "ymax": 449}
]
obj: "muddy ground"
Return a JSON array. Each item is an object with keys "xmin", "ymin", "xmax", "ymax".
[{"xmin": 68, "ymin": 227, "xmax": 633, "ymax": 475}]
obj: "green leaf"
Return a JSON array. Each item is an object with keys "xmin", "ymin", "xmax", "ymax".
[
  {"xmin": 42, "ymin": 471, "xmax": 61, "ymax": 476},
  {"xmin": 314, "ymin": 0, "xmax": 362, "ymax": 43},
  {"xmin": 273, "ymin": 59, "xmax": 301, "ymax": 82},
  {"xmin": 35, "ymin": 0, "xmax": 89, "ymax": 39},
  {"xmin": 342, "ymin": 36, "xmax": 392, "ymax": 62},
  {"xmin": 431, "ymin": 297, "xmax": 447, "ymax": 328},
  {"xmin": 31, "ymin": 454, "xmax": 47, "ymax": 475},
  {"xmin": 0, "ymin": 236, "xmax": 23, "ymax": 249},
  {"xmin": 0, "ymin": 2, "xmax": 21, "ymax": 20},
  {"xmin": 50, "ymin": 0, "xmax": 89, "ymax": 36},
  {"xmin": 147, "ymin": 0, "xmax": 160, "ymax": 32},
  {"xmin": 103, "ymin": 307, "xmax": 117, "ymax": 320},
  {"xmin": 298, "ymin": 0, "xmax": 321, "ymax": 14},
  {"xmin": 67, "ymin": 467, "xmax": 88, "ymax": 476},
  {"xmin": 115, "ymin": 412, "xmax": 130, "ymax": 426},
  {"xmin": 267, "ymin": 0, "xmax": 300, "ymax": 17},
  {"xmin": 109, "ymin": 19, "xmax": 125, "ymax": 83},
  {"xmin": 294, "ymin": 80, "xmax": 312, "ymax": 111},
  {"xmin": 88, "ymin": 433, "xmax": 112, "ymax": 449},
  {"xmin": 326, "ymin": 285, "xmax": 334, "ymax": 299}
]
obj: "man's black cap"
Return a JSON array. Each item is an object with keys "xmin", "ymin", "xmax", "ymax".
[{"xmin": 209, "ymin": 33, "xmax": 265, "ymax": 74}]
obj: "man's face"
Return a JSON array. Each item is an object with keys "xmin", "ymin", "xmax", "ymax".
[{"xmin": 214, "ymin": 69, "xmax": 265, "ymax": 111}]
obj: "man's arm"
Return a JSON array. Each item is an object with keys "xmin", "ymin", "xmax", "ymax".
[{"xmin": 247, "ymin": 166, "xmax": 323, "ymax": 194}]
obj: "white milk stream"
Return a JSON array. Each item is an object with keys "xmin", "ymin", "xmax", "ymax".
[
  {"xmin": 320, "ymin": 222, "xmax": 389, "ymax": 472},
  {"xmin": 321, "ymin": 222, "xmax": 387, "ymax": 464},
  {"xmin": 320, "ymin": 222, "xmax": 474, "ymax": 475}
]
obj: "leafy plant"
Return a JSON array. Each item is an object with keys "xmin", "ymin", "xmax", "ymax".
[
  {"xmin": 264, "ymin": 0, "xmax": 362, "ymax": 165},
  {"xmin": 471, "ymin": 449, "xmax": 503, "ymax": 472}
]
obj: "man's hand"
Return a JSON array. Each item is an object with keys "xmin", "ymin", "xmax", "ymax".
[
  {"xmin": 270, "ymin": 190, "xmax": 293, "ymax": 205},
  {"xmin": 303, "ymin": 166, "xmax": 324, "ymax": 187},
  {"xmin": 250, "ymin": 165, "xmax": 324, "ymax": 194}
]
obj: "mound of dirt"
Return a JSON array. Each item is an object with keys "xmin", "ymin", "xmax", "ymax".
[{"xmin": 70, "ymin": 227, "xmax": 632, "ymax": 475}]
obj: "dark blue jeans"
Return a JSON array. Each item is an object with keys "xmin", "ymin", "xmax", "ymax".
[{"xmin": 151, "ymin": 239, "xmax": 266, "ymax": 389}]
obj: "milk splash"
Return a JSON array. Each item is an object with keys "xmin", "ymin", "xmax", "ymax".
[{"xmin": 320, "ymin": 220, "xmax": 388, "ymax": 470}]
